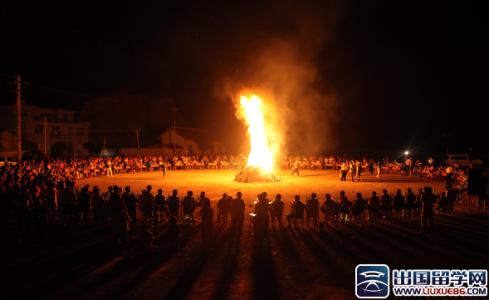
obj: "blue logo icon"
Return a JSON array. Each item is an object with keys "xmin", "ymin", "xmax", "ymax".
[{"xmin": 356, "ymin": 264, "xmax": 390, "ymax": 299}]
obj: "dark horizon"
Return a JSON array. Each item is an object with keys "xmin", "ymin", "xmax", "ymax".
[{"xmin": 1, "ymin": 1, "xmax": 487, "ymax": 158}]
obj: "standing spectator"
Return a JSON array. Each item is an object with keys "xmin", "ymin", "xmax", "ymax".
[
  {"xmin": 415, "ymin": 188, "xmax": 423, "ymax": 217},
  {"xmin": 270, "ymin": 193, "xmax": 284, "ymax": 227},
  {"xmin": 106, "ymin": 160, "xmax": 113, "ymax": 177},
  {"xmin": 182, "ymin": 191, "xmax": 196, "ymax": 223},
  {"xmin": 200, "ymin": 195, "xmax": 213, "ymax": 241},
  {"xmin": 320, "ymin": 193, "xmax": 338, "ymax": 229},
  {"xmin": 447, "ymin": 188, "xmax": 456, "ymax": 214},
  {"xmin": 306, "ymin": 193, "xmax": 319, "ymax": 227},
  {"xmin": 123, "ymin": 186, "xmax": 137, "ymax": 230},
  {"xmin": 355, "ymin": 161, "xmax": 362, "ymax": 181},
  {"xmin": 380, "ymin": 189, "xmax": 392, "ymax": 219},
  {"xmin": 78, "ymin": 185, "xmax": 90, "ymax": 225},
  {"xmin": 291, "ymin": 160, "xmax": 300, "ymax": 176},
  {"xmin": 217, "ymin": 193, "xmax": 229, "ymax": 223},
  {"xmin": 61, "ymin": 181, "xmax": 77, "ymax": 226},
  {"xmin": 339, "ymin": 191, "xmax": 351, "ymax": 222},
  {"xmin": 438, "ymin": 192, "xmax": 448, "ymax": 213},
  {"xmin": 368, "ymin": 191, "xmax": 380, "ymax": 222},
  {"xmin": 168, "ymin": 189, "xmax": 180, "ymax": 220},
  {"xmin": 141, "ymin": 185, "xmax": 155, "ymax": 224},
  {"xmin": 254, "ymin": 193, "xmax": 271, "ymax": 236},
  {"xmin": 340, "ymin": 162, "xmax": 348, "ymax": 181},
  {"xmin": 110, "ymin": 186, "xmax": 130, "ymax": 254},
  {"xmin": 154, "ymin": 189, "xmax": 165, "ymax": 223},
  {"xmin": 352, "ymin": 192, "xmax": 367, "ymax": 223},
  {"xmin": 421, "ymin": 186, "xmax": 436, "ymax": 234},
  {"xmin": 405, "ymin": 188, "xmax": 415, "ymax": 218},
  {"xmin": 231, "ymin": 192, "xmax": 245, "ymax": 232},
  {"xmin": 393, "ymin": 189, "xmax": 405, "ymax": 217},
  {"xmin": 92, "ymin": 186, "xmax": 106, "ymax": 227},
  {"xmin": 350, "ymin": 162, "xmax": 356, "ymax": 182}
]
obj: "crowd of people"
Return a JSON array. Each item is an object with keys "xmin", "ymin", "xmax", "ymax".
[
  {"xmin": 0, "ymin": 154, "xmax": 469, "ymax": 254},
  {"xmin": 1, "ymin": 166, "xmax": 452, "ymax": 250},
  {"xmin": 0, "ymin": 154, "xmax": 468, "ymax": 184}
]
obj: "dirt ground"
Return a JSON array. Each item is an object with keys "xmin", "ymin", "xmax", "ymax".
[
  {"xmin": 3, "ymin": 170, "xmax": 488, "ymax": 300},
  {"xmin": 77, "ymin": 169, "xmax": 446, "ymax": 204}
]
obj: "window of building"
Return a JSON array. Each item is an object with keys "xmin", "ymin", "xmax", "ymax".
[
  {"xmin": 51, "ymin": 126, "xmax": 61, "ymax": 136},
  {"xmin": 34, "ymin": 125, "xmax": 43, "ymax": 134}
]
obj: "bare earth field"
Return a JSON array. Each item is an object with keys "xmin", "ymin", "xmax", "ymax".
[
  {"xmin": 78, "ymin": 169, "xmax": 446, "ymax": 204},
  {"xmin": 3, "ymin": 170, "xmax": 489, "ymax": 300}
]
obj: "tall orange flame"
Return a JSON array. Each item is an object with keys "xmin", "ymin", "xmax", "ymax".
[{"xmin": 239, "ymin": 94, "xmax": 275, "ymax": 173}]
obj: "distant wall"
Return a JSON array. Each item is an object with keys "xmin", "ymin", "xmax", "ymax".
[{"xmin": 119, "ymin": 147, "xmax": 173, "ymax": 156}]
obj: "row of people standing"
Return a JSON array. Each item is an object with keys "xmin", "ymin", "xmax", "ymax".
[{"xmin": 250, "ymin": 186, "xmax": 443, "ymax": 237}]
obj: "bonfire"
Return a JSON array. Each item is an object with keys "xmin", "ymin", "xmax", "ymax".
[{"xmin": 235, "ymin": 94, "xmax": 281, "ymax": 183}]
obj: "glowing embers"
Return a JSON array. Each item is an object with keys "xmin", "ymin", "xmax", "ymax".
[{"xmin": 234, "ymin": 166, "xmax": 281, "ymax": 183}]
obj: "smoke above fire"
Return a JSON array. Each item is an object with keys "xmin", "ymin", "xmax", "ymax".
[{"xmin": 219, "ymin": 1, "xmax": 340, "ymax": 156}]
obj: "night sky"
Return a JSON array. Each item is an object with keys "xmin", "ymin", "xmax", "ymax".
[{"xmin": 1, "ymin": 1, "xmax": 487, "ymax": 158}]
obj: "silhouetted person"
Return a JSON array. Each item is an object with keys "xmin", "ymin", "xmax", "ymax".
[
  {"xmin": 405, "ymin": 188, "xmax": 415, "ymax": 218},
  {"xmin": 438, "ymin": 192, "xmax": 448, "ymax": 213},
  {"xmin": 270, "ymin": 193, "xmax": 284, "ymax": 227},
  {"xmin": 123, "ymin": 186, "xmax": 137, "ymax": 230},
  {"xmin": 415, "ymin": 188, "xmax": 423, "ymax": 217},
  {"xmin": 182, "ymin": 190, "xmax": 196, "ymax": 223},
  {"xmin": 340, "ymin": 162, "xmax": 348, "ymax": 181},
  {"xmin": 168, "ymin": 189, "xmax": 180, "ymax": 220},
  {"xmin": 355, "ymin": 161, "xmax": 362, "ymax": 181},
  {"xmin": 306, "ymin": 193, "xmax": 320, "ymax": 227},
  {"xmin": 61, "ymin": 181, "xmax": 77, "ymax": 226},
  {"xmin": 368, "ymin": 191, "xmax": 380, "ymax": 222},
  {"xmin": 78, "ymin": 185, "xmax": 90, "ymax": 225},
  {"xmin": 286, "ymin": 195, "xmax": 305, "ymax": 227},
  {"xmin": 200, "ymin": 195, "xmax": 213, "ymax": 241},
  {"xmin": 155, "ymin": 188, "xmax": 165, "ymax": 223},
  {"xmin": 447, "ymin": 188, "xmax": 456, "ymax": 214},
  {"xmin": 217, "ymin": 193, "xmax": 229, "ymax": 223},
  {"xmin": 352, "ymin": 192, "xmax": 367, "ymax": 223},
  {"xmin": 291, "ymin": 160, "xmax": 300, "ymax": 176},
  {"xmin": 393, "ymin": 189, "xmax": 405, "ymax": 217},
  {"xmin": 339, "ymin": 190, "xmax": 351, "ymax": 222},
  {"xmin": 231, "ymin": 192, "xmax": 245, "ymax": 232},
  {"xmin": 141, "ymin": 185, "xmax": 154, "ymax": 223},
  {"xmin": 92, "ymin": 186, "xmax": 106, "ymax": 227},
  {"xmin": 254, "ymin": 193, "xmax": 270, "ymax": 239},
  {"xmin": 421, "ymin": 186, "xmax": 436, "ymax": 234},
  {"xmin": 380, "ymin": 189, "xmax": 392, "ymax": 219},
  {"xmin": 320, "ymin": 193, "xmax": 338, "ymax": 229},
  {"xmin": 110, "ymin": 186, "xmax": 131, "ymax": 254},
  {"xmin": 350, "ymin": 162, "xmax": 356, "ymax": 182}
]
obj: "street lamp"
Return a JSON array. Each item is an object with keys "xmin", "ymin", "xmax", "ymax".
[{"xmin": 404, "ymin": 150, "xmax": 410, "ymax": 156}]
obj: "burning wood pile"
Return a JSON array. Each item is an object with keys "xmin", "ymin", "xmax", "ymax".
[{"xmin": 234, "ymin": 167, "xmax": 281, "ymax": 183}]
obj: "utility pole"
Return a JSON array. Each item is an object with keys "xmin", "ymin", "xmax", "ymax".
[
  {"xmin": 16, "ymin": 75, "xmax": 22, "ymax": 162},
  {"xmin": 44, "ymin": 115, "xmax": 48, "ymax": 156},
  {"xmin": 135, "ymin": 128, "xmax": 141, "ymax": 153},
  {"xmin": 172, "ymin": 106, "xmax": 177, "ymax": 155}
]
